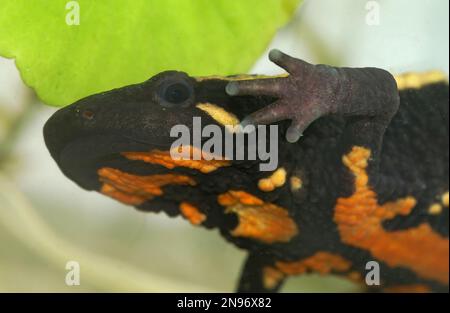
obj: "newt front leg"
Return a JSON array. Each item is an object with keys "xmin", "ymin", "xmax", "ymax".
[{"xmin": 226, "ymin": 49, "xmax": 399, "ymax": 151}]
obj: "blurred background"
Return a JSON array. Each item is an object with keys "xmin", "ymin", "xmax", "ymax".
[{"xmin": 0, "ymin": 0, "xmax": 448, "ymax": 292}]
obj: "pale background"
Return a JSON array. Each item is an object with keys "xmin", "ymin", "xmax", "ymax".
[{"xmin": 0, "ymin": 0, "xmax": 448, "ymax": 292}]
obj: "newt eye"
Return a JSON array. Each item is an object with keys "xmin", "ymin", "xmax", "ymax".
[
  {"xmin": 158, "ymin": 80, "xmax": 193, "ymax": 108},
  {"xmin": 164, "ymin": 83, "xmax": 190, "ymax": 104}
]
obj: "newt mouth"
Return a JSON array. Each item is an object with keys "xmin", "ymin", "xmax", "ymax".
[{"xmin": 44, "ymin": 105, "xmax": 171, "ymax": 191}]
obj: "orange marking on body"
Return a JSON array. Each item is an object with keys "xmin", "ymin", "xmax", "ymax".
[
  {"xmin": 218, "ymin": 190, "xmax": 264, "ymax": 206},
  {"xmin": 122, "ymin": 145, "xmax": 230, "ymax": 174},
  {"xmin": 383, "ymin": 284, "xmax": 430, "ymax": 293},
  {"xmin": 275, "ymin": 252, "xmax": 352, "ymax": 275},
  {"xmin": 262, "ymin": 266, "xmax": 285, "ymax": 290},
  {"xmin": 98, "ymin": 167, "xmax": 196, "ymax": 205},
  {"xmin": 334, "ymin": 146, "xmax": 449, "ymax": 284},
  {"xmin": 262, "ymin": 252, "xmax": 352, "ymax": 288},
  {"xmin": 217, "ymin": 190, "xmax": 298, "ymax": 243},
  {"xmin": 179, "ymin": 202, "xmax": 206, "ymax": 225}
]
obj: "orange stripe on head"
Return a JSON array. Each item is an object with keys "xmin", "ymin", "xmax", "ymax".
[
  {"xmin": 334, "ymin": 146, "xmax": 449, "ymax": 284},
  {"xmin": 98, "ymin": 167, "xmax": 196, "ymax": 205},
  {"xmin": 122, "ymin": 145, "xmax": 230, "ymax": 174},
  {"xmin": 218, "ymin": 190, "xmax": 298, "ymax": 244}
]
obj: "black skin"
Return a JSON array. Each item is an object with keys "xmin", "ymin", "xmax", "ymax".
[{"xmin": 44, "ymin": 50, "xmax": 449, "ymax": 292}]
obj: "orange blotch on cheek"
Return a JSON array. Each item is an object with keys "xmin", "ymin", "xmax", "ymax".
[
  {"xmin": 179, "ymin": 202, "xmax": 206, "ymax": 225},
  {"xmin": 98, "ymin": 167, "xmax": 196, "ymax": 205},
  {"xmin": 122, "ymin": 145, "xmax": 230, "ymax": 174},
  {"xmin": 334, "ymin": 146, "xmax": 449, "ymax": 285},
  {"xmin": 100, "ymin": 183, "xmax": 147, "ymax": 206},
  {"xmin": 218, "ymin": 190, "xmax": 298, "ymax": 244}
]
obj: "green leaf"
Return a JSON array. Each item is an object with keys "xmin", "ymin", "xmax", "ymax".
[{"xmin": 0, "ymin": 0, "xmax": 300, "ymax": 106}]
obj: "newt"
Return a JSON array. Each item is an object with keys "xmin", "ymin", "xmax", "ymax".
[{"xmin": 43, "ymin": 50, "xmax": 449, "ymax": 292}]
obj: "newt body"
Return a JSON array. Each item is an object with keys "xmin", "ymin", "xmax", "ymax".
[{"xmin": 44, "ymin": 51, "xmax": 449, "ymax": 292}]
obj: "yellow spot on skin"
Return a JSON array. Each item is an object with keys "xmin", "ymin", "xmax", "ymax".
[
  {"xmin": 122, "ymin": 145, "xmax": 230, "ymax": 174},
  {"xmin": 179, "ymin": 202, "xmax": 206, "ymax": 225},
  {"xmin": 262, "ymin": 266, "xmax": 285, "ymax": 290},
  {"xmin": 196, "ymin": 103, "xmax": 240, "ymax": 131},
  {"xmin": 394, "ymin": 71, "xmax": 447, "ymax": 90},
  {"xmin": 442, "ymin": 191, "xmax": 449, "ymax": 207},
  {"xmin": 428, "ymin": 203, "xmax": 443, "ymax": 215},
  {"xmin": 258, "ymin": 168, "xmax": 287, "ymax": 192},
  {"xmin": 218, "ymin": 190, "xmax": 298, "ymax": 243},
  {"xmin": 194, "ymin": 73, "xmax": 288, "ymax": 82},
  {"xmin": 289, "ymin": 176, "xmax": 303, "ymax": 191},
  {"xmin": 98, "ymin": 168, "xmax": 196, "ymax": 205},
  {"xmin": 383, "ymin": 284, "xmax": 430, "ymax": 293},
  {"xmin": 334, "ymin": 146, "xmax": 449, "ymax": 284}
]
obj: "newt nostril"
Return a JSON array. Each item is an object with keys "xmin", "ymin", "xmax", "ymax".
[{"xmin": 82, "ymin": 109, "xmax": 95, "ymax": 120}]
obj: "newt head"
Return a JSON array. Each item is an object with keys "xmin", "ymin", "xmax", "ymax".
[{"xmin": 43, "ymin": 70, "xmax": 277, "ymax": 211}]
